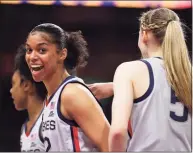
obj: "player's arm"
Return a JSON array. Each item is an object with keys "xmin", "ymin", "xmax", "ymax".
[
  {"xmin": 109, "ymin": 62, "xmax": 134, "ymax": 152},
  {"xmin": 61, "ymin": 84, "xmax": 110, "ymax": 152},
  {"xmin": 87, "ymin": 82, "xmax": 113, "ymax": 100}
]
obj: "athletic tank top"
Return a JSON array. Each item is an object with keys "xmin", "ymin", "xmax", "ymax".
[
  {"xmin": 20, "ymin": 109, "xmax": 44, "ymax": 152},
  {"xmin": 40, "ymin": 76, "xmax": 99, "ymax": 151},
  {"xmin": 127, "ymin": 57, "xmax": 191, "ymax": 151}
]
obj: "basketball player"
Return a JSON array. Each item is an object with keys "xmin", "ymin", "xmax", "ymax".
[
  {"xmin": 108, "ymin": 8, "xmax": 191, "ymax": 151},
  {"xmin": 10, "ymin": 45, "xmax": 47, "ymax": 151},
  {"xmin": 25, "ymin": 23, "xmax": 110, "ymax": 151}
]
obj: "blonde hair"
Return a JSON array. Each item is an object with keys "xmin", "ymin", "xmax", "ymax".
[{"xmin": 139, "ymin": 8, "xmax": 192, "ymax": 113}]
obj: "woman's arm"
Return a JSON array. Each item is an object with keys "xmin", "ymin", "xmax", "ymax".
[
  {"xmin": 109, "ymin": 62, "xmax": 134, "ymax": 152},
  {"xmin": 87, "ymin": 82, "xmax": 113, "ymax": 100},
  {"xmin": 61, "ymin": 83, "xmax": 110, "ymax": 152}
]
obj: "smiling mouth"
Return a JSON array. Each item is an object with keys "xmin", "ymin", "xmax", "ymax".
[{"xmin": 31, "ymin": 66, "xmax": 44, "ymax": 71}]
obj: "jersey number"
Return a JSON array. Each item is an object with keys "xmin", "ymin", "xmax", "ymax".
[
  {"xmin": 44, "ymin": 137, "xmax": 51, "ymax": 152},
  {"xmin": 170, "ymin": 89, "xmax": 188, "ymax": 122}
]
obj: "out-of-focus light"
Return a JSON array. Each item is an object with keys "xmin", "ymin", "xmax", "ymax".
[
  {"xmin": 27, "ymin": 0, "xmax": 54, "ymax": 5},
  {"xmin": 0, "ymin": 0, "xmax": 191, "ymax": 9},
  {"xmin": 114, "ymin": 1, "xmax": 146, "ymax": 8},
  {"xmin": 60, "ymin": 1, "xmax": 80, "ymax": 6},
  {"xmin": 114, "ymin": 1, "xmax": 191, "ymax": 9},
  {"xmin": 161, "ymin": 1, "xmax": 192, "ymax": 9},
  {"xmin": 81, "ymin": 1, "xmax": 103, "ymax": 7},
  {"xmin": 1, "ymin": 0, "xmax": 21, "ymax": 4}
]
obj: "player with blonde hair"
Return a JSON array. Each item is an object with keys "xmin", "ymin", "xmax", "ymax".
[
  {"xmin": 89, "ymin": 8, "xmax": 192, "ymax": 151},
  {"xmin": 109, "ymin": 7, "xmax": 192, "ymax": 151}
]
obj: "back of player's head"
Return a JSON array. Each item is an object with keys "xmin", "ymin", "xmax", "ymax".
[
  {"xmin": 14, "ymin": 44, "xmax": 47, "ymax": 100},
  {"xmin": 139, "ymin": 8, "xmax": 180, "ymax": 44},
  {"xmin": 139, "ymin": 8, "xmax": 191, "ymax": 113}
]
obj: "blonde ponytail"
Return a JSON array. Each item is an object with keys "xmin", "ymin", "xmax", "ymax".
[
  {"xmin": 140, "ymin": 8, "xmax": 192, "ymax": 113},
  {"xmin": 162, "ymin": 21, "xmax": 192, "ymax": 113}
]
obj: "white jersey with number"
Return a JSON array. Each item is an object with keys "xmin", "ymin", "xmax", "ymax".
[
  {"xmin": 127, "ymin": 57, "xmax": 191, "ymax": 151},
  {"xmin": 20, "ymin": 109, "xmax": 45, "ymax": 152},
  {"xmin": 40, "ymin": 76, "xmax": 99, "ymax": 151}
]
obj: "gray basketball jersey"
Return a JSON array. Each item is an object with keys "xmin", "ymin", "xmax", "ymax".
[
  {"xmin": 40, "ymin": 76, "xmax": 98, "ymax": 151},
  {"xmin": 127, "ymin": 57, "xmax": 191, "ymax": 151},
  {"xmin": 20, "ymin": 110, "xmax": 45, "ymax": 152}
]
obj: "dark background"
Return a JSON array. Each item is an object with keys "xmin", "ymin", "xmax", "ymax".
[{"xmin": 0, "ymin": 4, "xmax": 192, "ymax": 151}]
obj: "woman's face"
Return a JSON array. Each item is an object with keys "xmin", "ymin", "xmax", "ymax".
[
  {"xmin": 10, "ymin": 71, "xmax": 27, "ymax": 111},
  {"xmin": 25, "ymin": 32, "xmax": 61, "ymax": 82}
]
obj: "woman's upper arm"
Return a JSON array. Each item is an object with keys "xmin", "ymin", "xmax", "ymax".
[
  {"xmin": 111, "ymin": 62, "xmax": 136, "ymax": 130},
  {"xmin": 61, "ymin": 83, "xmax": 110, "ymax": 151},
  {"xmin": 111, "ymin": 60, "xmax": 150, "ymax": 131}
]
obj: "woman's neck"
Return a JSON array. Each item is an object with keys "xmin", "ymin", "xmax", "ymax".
[
  {"xmin": 44, "ymin": 68, "xmax": 70, "ymax": 100},
  {"xmin": 147, "ymin": 46, "xmax": 163, "ymax": 58},
  {"xmin": 27, "ymin": 95, "xmax": 44, "ymax": 122}
]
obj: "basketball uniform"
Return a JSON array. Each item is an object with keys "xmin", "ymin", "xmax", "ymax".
[
  {"xmin": 20, "ymin": 109, "xmax": 45, "ymax": 152},
  {"xmin": 40, "ymin": 76, "xmax": 99, "ymax": 151},
  {"xmin": 127, "ymin": 57, "xmax": 191, "ymax": 151}
]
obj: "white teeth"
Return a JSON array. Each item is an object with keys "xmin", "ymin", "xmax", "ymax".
[
  {"xmin": 31, "ymin": 65, "xmax": 42, "ymax": 68},
  {"xmin": 31, "ymin": 65, "xmax": 44, "ymax": 71}
]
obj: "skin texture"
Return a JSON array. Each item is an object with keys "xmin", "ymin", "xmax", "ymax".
[
  {"xmin": 10, "ymin": 71, "xmax": 27, "ymax": 111},
  {"xmin": 87, "ymin": 82, "xmax": 114, "ymax": 100}
]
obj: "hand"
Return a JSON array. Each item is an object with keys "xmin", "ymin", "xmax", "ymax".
[{"xmin": 87, "ymin": 82, "xmax": 113, "ymax": 100}]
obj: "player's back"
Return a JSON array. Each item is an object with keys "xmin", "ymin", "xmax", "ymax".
[{"xmin": 127, "ymin": 57, "xmax": 191, "ymax": 151}]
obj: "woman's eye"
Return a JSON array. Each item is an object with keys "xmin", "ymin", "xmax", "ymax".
[
  {"xmin": 39, "ymin": 48, "xmax": 46, "ymax": 53},
  {"xmin": 26, "ymin": 48, "xmax": 32, "ymax": 53}
]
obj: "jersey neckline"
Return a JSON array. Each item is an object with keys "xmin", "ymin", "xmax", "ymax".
[
  {"xmin": 45, "ymin": 75, "xmax": 75, "ymax": 106},
  {"xmin": 25, "ymin": 107, "xmax": 44, "ymax": 137}
]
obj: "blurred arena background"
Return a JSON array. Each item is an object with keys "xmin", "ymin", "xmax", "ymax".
[{"xmin": 0, "ymin": 1, "xmax": 192, "ymax": 151}]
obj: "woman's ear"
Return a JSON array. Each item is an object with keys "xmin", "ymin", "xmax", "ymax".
[
  {"xmin": 22, "ymin": 80, "xmax": 32, "ymax": 92},
  {"xmin": 142, "ymin": 30, "xmax": 148, "ymax": 44},
  {"xmin": 58, "ymin": 48, "xmax": 67, "ymax": 63}
]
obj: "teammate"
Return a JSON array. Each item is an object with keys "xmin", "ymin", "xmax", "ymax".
[
  {"xmin": 25, "ymin": 23, "xmax": 110, "ymax": 151},
  {"xmin": 88, "ymin": 8, "xmax": 191, "ymax": 151},
  {"xmin": 108, "ymin": 8, "xmax": 192, "ymax": 151},
  {"xmin": 10, "ymin": 45, "xmax": 47, "ymax": 152}
]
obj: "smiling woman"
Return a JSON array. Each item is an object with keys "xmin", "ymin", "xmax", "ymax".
[
  {"xmin": 25, "ymin": 23, "xmax": 110, "ymax": 151},
  {"xmin": 25, "ymin": 32, "xmax": 57, "ymax": 82},
  {"xmin": 25, "ymin": 25, "xmax": 89, "ymax": 83}
]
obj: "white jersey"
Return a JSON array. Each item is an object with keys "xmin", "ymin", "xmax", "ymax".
[
  {"xmin": 40, "ymin": 76, "xmax": 99, "ymax": 151},
  {"xmin": 127, "ymin": 57, "xmax": 191, "ymax": 151},
  {"xmin": 20, "ymin": 109, "xmax": 45, "ymax": 152}
]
